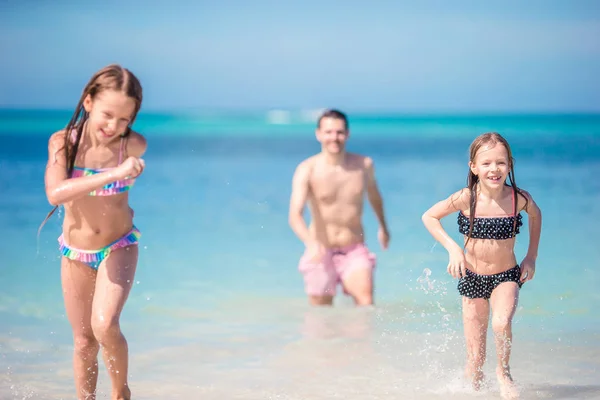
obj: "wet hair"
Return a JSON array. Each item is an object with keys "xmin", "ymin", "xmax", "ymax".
[
  {"xmin": 317, "ymin": 109, "xmax": 349, "ymax": 130},
  {"xmin": 38, "ymin": 64, "xmax": 143, "ymax": 234},
  {"xmin": 464, "ymin": 132, "xmax": 528, "ymax": 246}
]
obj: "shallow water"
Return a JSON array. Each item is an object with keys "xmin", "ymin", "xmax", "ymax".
[{"xmin": 1, "ymin": 112, "xmax": 599, "ymax": 399}]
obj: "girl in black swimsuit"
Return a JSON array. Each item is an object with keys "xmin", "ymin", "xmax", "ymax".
[{"xmin": 422, "ymin": 132, "xmax": 542, "ymax": 398}]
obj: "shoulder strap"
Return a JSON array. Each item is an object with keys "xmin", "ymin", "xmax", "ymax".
[{"xmin": 118, "ymin": 135, "xmax": 127, "ymax": 164}]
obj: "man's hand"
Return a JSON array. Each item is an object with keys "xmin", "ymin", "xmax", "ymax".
[{"xmin": 378, "ymin": 226, "xmax": 390, "ymax": 250}]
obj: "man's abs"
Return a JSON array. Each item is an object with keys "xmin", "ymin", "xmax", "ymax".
[
  {"xmin": 306, "ymin": 154, "xmax": 368, "ymax": 248},
  {"xmin": 309, "ymin": 219, "xmax": 365, "ymax": 248}
]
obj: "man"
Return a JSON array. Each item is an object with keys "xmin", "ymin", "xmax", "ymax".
[{"xmin": 288, "ymin": 109, "xmax": 390, "ymax": 306}]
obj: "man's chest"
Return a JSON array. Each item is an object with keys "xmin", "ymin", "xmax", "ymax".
[{"xmin": 309, "ymin": 170, "xmax": 366, "ymax": 204}]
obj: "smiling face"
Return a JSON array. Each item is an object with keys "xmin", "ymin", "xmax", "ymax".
[
  {"xmin": 316, "ymin": 116, "xmax": 349, "ymax": 155},
  {"xmin": 470, "ymin": 142, "xmax": 511, "ymax": 189},
  {"xmin": 83, "ymin": 89, "xmax": 136, "ymax": 144}
]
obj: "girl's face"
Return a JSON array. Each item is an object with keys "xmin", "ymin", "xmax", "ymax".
[
  {"xmin": 83, "ymin": 89, "xmax": 136, "ymax": 144},
  {"xmin": 470, "ymin": 142, "xmax": 510, "ymax": 189}
]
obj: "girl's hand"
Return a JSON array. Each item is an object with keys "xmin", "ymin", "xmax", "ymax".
[
  {"xmin": 116, "ymin": 157, "xmax": 145, "ymax": 180},
  {"xmin": 448, "ymin": 249, "xmax": 467, "ymax": 279},
  {"xmin": 519, "ymin": 256, "xmax": 536, "ymax": 283}
]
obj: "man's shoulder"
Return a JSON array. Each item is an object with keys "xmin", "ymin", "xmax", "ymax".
[
  {"xmin": 347, "ymin": 152, "xmax": 373, "ymax": 169},
  {"xmin": 296, "ymin": 155, "xmax": 319, "ymax": 170},
  {"xmin": 293, "ymin": 155, "xmax": 318, "ymax": 180}
]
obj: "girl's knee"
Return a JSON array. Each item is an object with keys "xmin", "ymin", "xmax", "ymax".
[
  {"xmin": 74, "ymin": 333, "xmax": 99, "ymax": 356},
  {"xmin": 91, "ymin": 316, "xmax": 122, "ymax": 344},
  {"xmin": 492, "ymin": 315, "xmax": 512, "ymax": 333}
]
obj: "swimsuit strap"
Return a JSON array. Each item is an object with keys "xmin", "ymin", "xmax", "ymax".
[
  {"xmin": 511, "ymin": 187, "xmax": 516, "ymax": 216},
  {"xmin": 118, "ymin": 135, "xmax": 126, "ymax": 164},
  {"xmin": 72, "ymin": 127, "xmax": 127, "ymax": 164}
]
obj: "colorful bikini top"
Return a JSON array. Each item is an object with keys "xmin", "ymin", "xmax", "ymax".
[
  {"xmin": 69, "ymin": 131, "xmax": 136, "ymax": 196},
  {"xmin": 457, "ymin": 190, "xmax": 523, "ymax": 240}
]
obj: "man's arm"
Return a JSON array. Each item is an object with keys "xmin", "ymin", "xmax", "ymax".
[
  {"xmin": 288, "ymin": 160, "xmax": 312, "ymax": 244},
  {"xmin": 365, "ymin": 157, "xmax": 389, "ymax": 232}
]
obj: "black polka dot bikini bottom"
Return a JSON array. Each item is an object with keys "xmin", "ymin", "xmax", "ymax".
[{"xmin": 457, "ymin": 265, "xmax": 523, "ymax": 300}]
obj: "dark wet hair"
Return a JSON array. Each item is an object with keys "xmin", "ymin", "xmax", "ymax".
[
  {"xmin": 317, "ymin": 109, "xmax": 349, "ymax": 130},
  {"xmin": 38, "ymin": 64, "xmax": 143, "ymax": 235},
  {"xmin": 464, "ymin": 132, "xmax": 528, "ymax": 246}
]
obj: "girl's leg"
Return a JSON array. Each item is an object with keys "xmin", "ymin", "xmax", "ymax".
[
  {"xmin": 462, "ymin": 297, "xmax": 490, "ymax": 389},
  {"xmin": 61, "ymin": 257, "xmax": 99, "ymax": 400},
  {"xmin": 91, "ymin": 245, "xmax": 138, "ymax": 400},
  {"xmin": 490, "ymin": 282, "xmax": 520, "ymax": 398}
]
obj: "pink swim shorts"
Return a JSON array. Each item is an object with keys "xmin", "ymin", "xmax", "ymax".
[{"xmin": 298, "ymin": 242, "xmax": 376, "ymax": 296}]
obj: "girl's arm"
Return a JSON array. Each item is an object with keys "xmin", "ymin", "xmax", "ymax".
[
  {"xmin": 521, "ymin": 190, "xmax": 542, "ymax": 260},
  {"xmin": 44, "ymin": 131, "xmax": 126, "ymax": 206},
  {"xmin": 421, "ymin": 188, "xmax": 470, "ymax": 255}
]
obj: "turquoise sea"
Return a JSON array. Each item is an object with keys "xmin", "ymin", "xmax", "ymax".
[{"xmin": 1, "ymin": 110, "xmax": 599, "ymax": 399}]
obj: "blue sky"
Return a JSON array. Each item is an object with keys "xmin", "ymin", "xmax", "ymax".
[{"xmin": 1, "ymin": 0, "xmax": 599, "ymax": 112}]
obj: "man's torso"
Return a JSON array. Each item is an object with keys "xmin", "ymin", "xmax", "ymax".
[{"xmin": 306, "ymin": 153, "xmax": 367, "ymax": 247}]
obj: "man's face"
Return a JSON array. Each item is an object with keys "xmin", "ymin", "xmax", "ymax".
[{"xmin": 316, "ymin": 117, "xmax": 348, "ymax": 154}]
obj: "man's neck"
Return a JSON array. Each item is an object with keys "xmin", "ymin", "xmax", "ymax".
[{"xmin": 321, "ymin": 150, "xmax": 346, "ymax": 166}]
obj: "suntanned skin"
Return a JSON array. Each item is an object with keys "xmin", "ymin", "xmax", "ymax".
[
  {"xmin": 289, "ymin": 115, "xmax": 390, "ymax": 306},
  {"xmin": 44, "ymin": 88, "xmax": 147, "ymax": 400},
  {"xmin": 422, "ymin": 141, "xmax": 542, "ymax": 399}
]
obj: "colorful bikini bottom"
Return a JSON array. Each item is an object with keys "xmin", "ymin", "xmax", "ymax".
[{"xmin": 58, "ymin": 225, "xmax": 141, "ymax": 270}]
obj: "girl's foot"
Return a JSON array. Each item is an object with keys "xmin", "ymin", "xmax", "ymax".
[
  {"xmin": 465, "ymin": 368, "xmax": 485, "ymax": 391},
  {"xmin": 496, "ymin": 367, "xmax": 519, "ymax": 399},
  {"xmin": 113, "ymin": 386, "xmax": 131, "ymax": 400}
]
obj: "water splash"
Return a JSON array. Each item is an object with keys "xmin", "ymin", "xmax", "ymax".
[
  {"xmin": 413, "ymin": 268, "xmax": 461, "ymax": 388},
  {"xmin": 416, "ymin": 268, "xmax": 434, "ymax": 293}
]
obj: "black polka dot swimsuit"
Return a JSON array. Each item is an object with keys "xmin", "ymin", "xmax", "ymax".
[{"xmin": 456, "ymin": 191, "xmax": 524, "ymax": 300}]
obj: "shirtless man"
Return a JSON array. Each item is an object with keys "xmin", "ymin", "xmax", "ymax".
[{"xmin": 288, "ymin": 109, "xmax": 390, "ymax": 306}]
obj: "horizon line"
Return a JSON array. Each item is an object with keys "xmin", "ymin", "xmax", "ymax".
[{"xmin": 1, "ymin": 106, "xmax": 600, "ymax": 118}]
